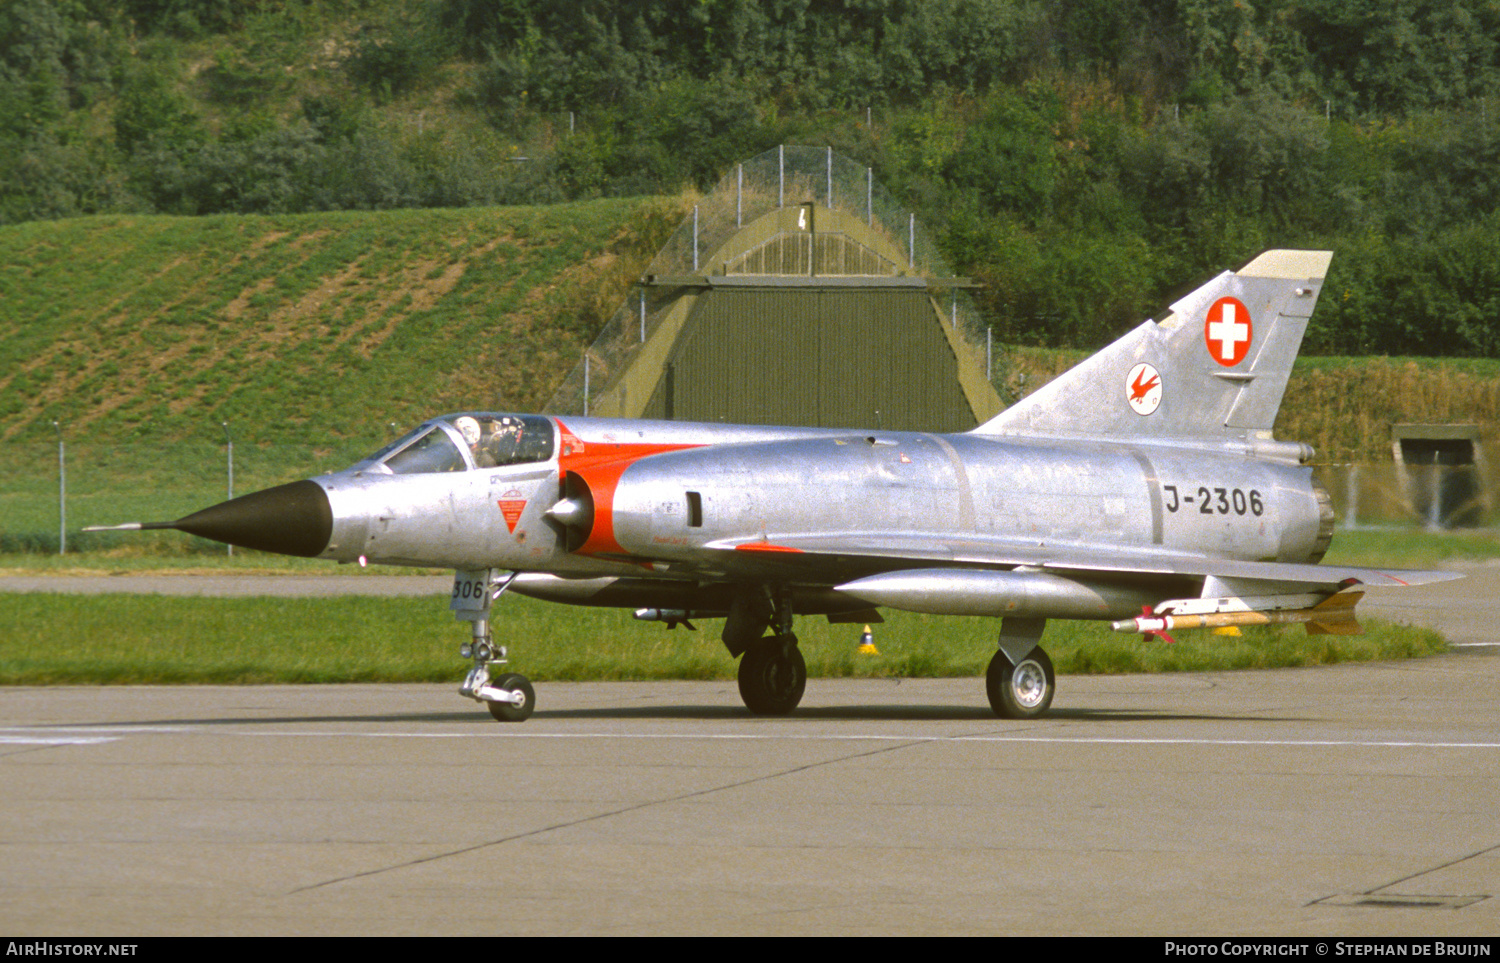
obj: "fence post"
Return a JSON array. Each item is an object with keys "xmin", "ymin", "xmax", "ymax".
[
  {"xmin": 223, "ymin": 422, "xmax": 234, "ymax": 557},
  {"xmin": 826, "ymin": 145, "xmax": 832, "ymax": 207},
  {"xmin": 53, "ymin": 420, "xmax": 65, "ymax": 555},
  {"xmin": 866, "ymin": 167, "xmax": 873, "ymax": 227},
  {"xmin": 1343, "ymin": 464, "xmax": 1358, "ymax": 530}
]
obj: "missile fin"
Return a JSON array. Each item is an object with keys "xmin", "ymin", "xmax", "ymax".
[{"xmin": 1304, "ymin": 591, "xmax": 1363, "ymax": 636}]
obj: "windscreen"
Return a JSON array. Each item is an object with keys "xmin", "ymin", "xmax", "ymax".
[{"xmin": 381, "ymin": 426, "xmax": 467, "ymax": 474}]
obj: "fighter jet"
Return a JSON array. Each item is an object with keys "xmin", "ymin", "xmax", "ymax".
[{"xmin": 91, "ymin": 249, "xmax": 1458, "ymax": 721}]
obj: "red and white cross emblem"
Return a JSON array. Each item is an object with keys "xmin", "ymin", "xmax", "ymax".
[{"xmin": 1204, "ymin": 297, "xmax": 1252, "ymax": 366}]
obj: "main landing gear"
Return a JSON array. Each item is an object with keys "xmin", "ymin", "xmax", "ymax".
[
  {"xmin": 985, "ymin": 617, "xmax": 1055, "ymax": 719},
  {"xmin": 459, "ymin": 622, "xmax": 535, "ymax": 722},
  {"xmin": 454, "ymin": 570, "xmax": 534, "ymax": 722},
  {"xmin": 726, "ymin": 586, "xmax": 807, "ymax": 716},
  {"xmin": 986, "ymin": 647, "xmax": 1054, "ymax": 718},
  {"xmin": 738, "ymin": 634, "xmax": 807, "ymax": 715}
]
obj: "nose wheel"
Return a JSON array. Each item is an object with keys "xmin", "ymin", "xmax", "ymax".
[
  {"xmin": 453, "ymin": 569, "xmax": 534, "ymax": 722},
  {"xmin": 459, "ymin": 635, "xmax": 535, "ymax": 723},
  {"xmin": 482, "ymin": 672, "xmax": 535, "ymax": 723}
]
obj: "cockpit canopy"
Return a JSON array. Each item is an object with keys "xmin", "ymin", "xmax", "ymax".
[{"xmin": 355, "ymin": 413, "xmax": 556, "ymax": 475}]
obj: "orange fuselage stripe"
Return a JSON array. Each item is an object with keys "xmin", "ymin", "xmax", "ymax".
[{"xmin": 553, "ymin": 419, "xmax": 701, "ymax": 557}]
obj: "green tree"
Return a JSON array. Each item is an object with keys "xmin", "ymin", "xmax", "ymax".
[{"xmin": 114, "ymin": 60, "xmax": 201, "ymax": 155}]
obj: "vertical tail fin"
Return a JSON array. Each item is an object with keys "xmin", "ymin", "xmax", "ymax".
[{"xmin": 975, "ymin": 250, "xmax": 1331, "ymax": 447}]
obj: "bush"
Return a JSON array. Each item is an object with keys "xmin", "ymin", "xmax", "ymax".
[{"xmin": 343, "ymin": 17, "xmax": 451, "ymax": 104}]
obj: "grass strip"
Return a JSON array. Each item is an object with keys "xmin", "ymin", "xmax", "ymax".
[
  {"xmin": 1317, "ymin": 528, "xmax": 1500, "ymax": 568},
  {"xmin": 0, "ymin": 593, "xmax": 1446, "ymax": 686}
]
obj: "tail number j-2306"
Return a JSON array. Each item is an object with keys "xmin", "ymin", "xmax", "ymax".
[{"xmin": 1163, "ymin": 485, "xmax": 1264, "ymax": 516}]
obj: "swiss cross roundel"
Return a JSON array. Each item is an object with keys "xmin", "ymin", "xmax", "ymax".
[{"xmin": 1204, "ymin": 297, "xmax": 1253, "ymax": 366}]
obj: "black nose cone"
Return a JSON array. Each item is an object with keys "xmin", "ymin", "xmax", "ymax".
[{"xmin": 172, "ymin": 479, "xmax": 333, "ymax": 557}]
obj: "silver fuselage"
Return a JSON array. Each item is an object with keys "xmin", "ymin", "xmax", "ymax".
[{"xmin": 310, "ymin": 413, "xmax": 1330, "ymax": 617}]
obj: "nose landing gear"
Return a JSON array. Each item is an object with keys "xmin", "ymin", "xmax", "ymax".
[
  {"xmin": 459, "ymin": 632, "xmax": 535, "ymax": 723},
  {"xmin": 454, "ymin": 570, "xmax": 534, "ymax": 722}
]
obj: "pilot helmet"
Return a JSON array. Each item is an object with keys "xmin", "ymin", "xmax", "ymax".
[{"xmin": 453, "ymin": 416, "xmax": 481, "ymax": 447}]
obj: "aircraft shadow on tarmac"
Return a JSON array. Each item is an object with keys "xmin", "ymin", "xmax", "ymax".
[{"xmin": 533, "ymin": 705, "xmax": 1301, "ymax": 723}]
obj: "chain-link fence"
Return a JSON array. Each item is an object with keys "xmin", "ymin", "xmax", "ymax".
[
  {"xmin": 0, "ymin": 438, "xmax": 377, "ymax": 554},
  {"xmin": 545, "ymin": 145, "xmax": 994, "ymax": 418}
]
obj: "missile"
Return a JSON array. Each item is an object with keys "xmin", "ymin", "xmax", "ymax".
[
  {"xmin": 634, "ymin": 608, "xmax": 693, "ymax": 622},
  {"xmin": 1112, "ymin": 591, "xmax": 1364, "ymax": 637}
]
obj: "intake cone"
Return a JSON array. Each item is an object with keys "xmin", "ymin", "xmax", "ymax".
[{"xmin": 169, "ymin": 479, "xmax": 333, "ymax": 557}]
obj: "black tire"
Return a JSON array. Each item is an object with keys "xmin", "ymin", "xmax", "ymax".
[
  {"xmin": 986, "ymin": 647, "xmax": 1054, "ymax": 719},
  {"xmin": 737, "ymin": 635, "xmax": 807, "ymax": 715},
  {"xmin": 486, "ymin": 673, "xmax": 536, "ymax": 722}
]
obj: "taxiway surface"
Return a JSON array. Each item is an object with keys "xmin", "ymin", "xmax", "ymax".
[{"xmin": 1, "ymin": 569, "xmax": 1497, "ymax": 935}]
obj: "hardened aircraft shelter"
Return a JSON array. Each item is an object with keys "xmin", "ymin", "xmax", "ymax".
[{"xmin": 546, "ymin": 146, "xmax": 1002, "ymax": 432}]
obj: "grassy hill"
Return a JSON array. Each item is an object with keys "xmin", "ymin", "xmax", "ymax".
[{"xmin": 0, "ymin": 196, "xmax": 683, "ymax": 446}]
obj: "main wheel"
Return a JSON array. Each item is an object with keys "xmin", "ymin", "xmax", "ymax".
[
  {"xmin": 986, "ymin": 647, "xmax": 1054, "ymax": 719},
  {"xmin": 737, "ymin": 635, "xmax": 807, "ymax": 715},
  {"xmin": 486, "ymin": 673, "xmax": 536, "ymax": 723}
]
